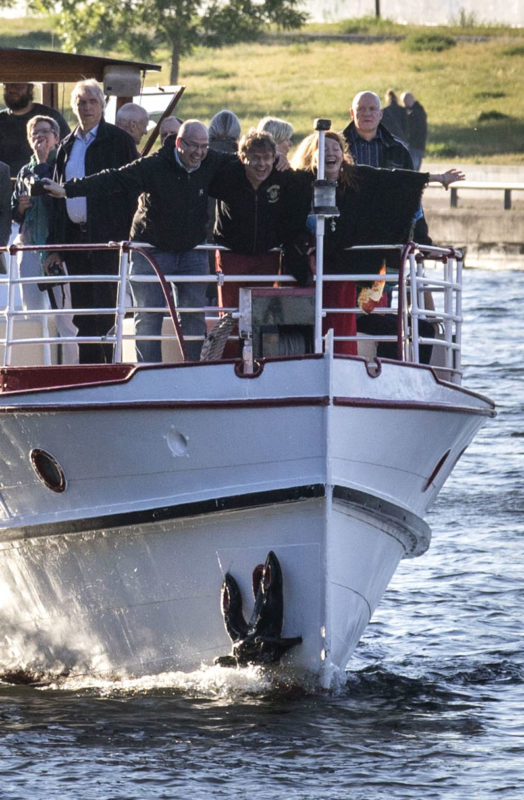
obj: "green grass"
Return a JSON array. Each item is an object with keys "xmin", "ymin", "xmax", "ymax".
[
  {"xmin": 1, "ymin": 15, "xmax": 523, "ymax": 164},
  {"xmin": 0, "ymin": 16, "xmax": 57, "ymax": 49},
  {"xmin": 172, "ymin": 37, "xmax": 524, "ymax": 164}
]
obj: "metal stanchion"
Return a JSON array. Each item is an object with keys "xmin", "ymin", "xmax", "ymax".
[{"xmin": 312, "ymin": 118, "xmax": 339, "ymax": 353}]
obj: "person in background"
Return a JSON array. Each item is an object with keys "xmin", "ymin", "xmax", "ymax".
[
  {"xmin": 206, "ymin": 110, "xmax": 242, "ymax": 301},
  {"xmin": 401, "ymin": 91, "xmax": 428, "ymax": 170},
  {"xmin": 209, "ymin": 110, "xmax": 241, "ymax": 154},
  {"xmin": 116, "ymin": 102, "xmax": 149, "ymax": 146},
  {"xmin": 381, "ymin": 88, "xmax": 408, "ymax": 143},
  {"xmin": 159, "ymin": 115, "xmax": 183, "ymax": 144},
  {"xmin": 343, "ymin": 90, "xmax": 413, "ymax": 170},
  {"xmin": 0, "ymin": 159, "xmax": 10, "ymax": 273},
  {"xmin": 0, "ymin": 83, "xmax": 70, "ymax": 177},
  {"xmin": 11, "ymin": 115, "xmax": 78, "ymax": 362},
  {"xmin": 45, "ymin": 79, "xmax": 139, "ymax": 363},
  {"xmin": 343, "ymin": 90, "xmax": 430, "ymax": 244},
  {"xmin": 256, "ymin": 116, "xmax": 294, "ymax": 157}
]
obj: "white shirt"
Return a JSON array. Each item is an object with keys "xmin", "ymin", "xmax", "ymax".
[{"xmin": 65, "ymin": 125, "xmax": 99, "ymax": 224}]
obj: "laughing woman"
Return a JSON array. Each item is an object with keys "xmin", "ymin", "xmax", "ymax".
[{"xmin": 291, "ymin": 131, "xmax": 462, "ymax": 358}]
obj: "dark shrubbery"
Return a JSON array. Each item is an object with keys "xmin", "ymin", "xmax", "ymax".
[
  {"xmin": 502, "ymin": 44, "xmax": 524, "ymax": 56},
  {"xmin": 477, "ymin": 110, "xmax": 511, "ymax": 122},
  {"xmin": 474, "ymin": 91, "xmax": 506, "ymax": 100},
  {"xmin": 401, "ymin": 33, "xmax": 456, "ymax": 53}
]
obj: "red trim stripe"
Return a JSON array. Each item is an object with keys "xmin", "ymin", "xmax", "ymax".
[
  {"xmin": 333, "ymin": 397, "xmax": 495, "ymax": 417},
  {"xmin": 0, "ymin": 396, "xmax": 330, "ymax": 413}
]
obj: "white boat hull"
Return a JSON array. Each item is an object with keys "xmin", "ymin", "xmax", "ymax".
[{"xmin": 0, "ymin": 354, "xmax": 494, "ymax": 687}]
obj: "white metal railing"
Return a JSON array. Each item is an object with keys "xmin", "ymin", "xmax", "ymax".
[{"xmin": 0, "ymin": 240, "xmax": 464, "ymax": 382}]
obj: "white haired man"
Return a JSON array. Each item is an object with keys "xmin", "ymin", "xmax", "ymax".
[
  {"xmin": 45, "ymin": 79, "xmax": 139, "ymax": 363},
  {"xmin": 343, "ymin": 90, "xmax": 414, "ymax": 170}
]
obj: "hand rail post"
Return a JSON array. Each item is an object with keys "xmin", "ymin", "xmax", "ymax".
[
  {"xmin": 454, "ymin": 253, "xmax": 463, "ymax": 378},
  {"xmin": 114, "ymin": 242, "xmax": 131, "ymax": 363},
  {"xmin": 313, "ymin": 118, "xmax": 339, "ymax": 354},
  {"xmin": 5, "ymin": 248, "xmax": 18, "ymax": 366}
]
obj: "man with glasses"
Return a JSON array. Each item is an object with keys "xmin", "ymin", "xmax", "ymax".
[
  {"xmin": 0, "ymin": 83, "xmax": 70, "ymax": 177},
  {"xmin": 44, "ymin": 119, "xmax": 239, "ymax": 361}
]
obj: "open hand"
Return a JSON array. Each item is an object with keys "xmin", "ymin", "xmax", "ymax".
[{"xmin": 440, "ymin": 168, "xmax": 465, "ymax": 189}]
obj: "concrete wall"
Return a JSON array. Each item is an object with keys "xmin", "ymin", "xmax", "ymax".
[{"xmin": 301, "ymin": 1, "xmax": 524, "ymax": 27}]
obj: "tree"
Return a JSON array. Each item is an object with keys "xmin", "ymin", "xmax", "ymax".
[{"xmin": 24, "ymin": 0, "xmax": 308, "ymax": 83}]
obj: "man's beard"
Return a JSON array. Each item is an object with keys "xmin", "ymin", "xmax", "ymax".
[{"xmin": 4, "ymin": 90, "xmax": 33, "ymax": 111}]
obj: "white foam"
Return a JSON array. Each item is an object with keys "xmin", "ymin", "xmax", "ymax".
[{"xmin": 42, "ymin": 662, "xmax": 276, "ymax": 699}]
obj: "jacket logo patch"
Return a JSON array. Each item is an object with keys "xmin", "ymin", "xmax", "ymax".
[{"xmin": 266, "ymin": 185, "xmax": 280, "ymax": 204}]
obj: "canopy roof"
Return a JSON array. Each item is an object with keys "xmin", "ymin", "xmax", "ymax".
[{"xmin": 0, "ymin": 48, "xmax": 160, "ymax": 83}]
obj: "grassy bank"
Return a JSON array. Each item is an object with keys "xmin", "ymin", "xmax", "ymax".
[{"xmin": 1, "ymin": 15, "xmax": 524, "ymax": 164}]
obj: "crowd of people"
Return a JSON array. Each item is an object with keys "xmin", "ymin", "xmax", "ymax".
[{"xmin": 0, "ymin": 78, "xmax": 458, "ymax": 364}]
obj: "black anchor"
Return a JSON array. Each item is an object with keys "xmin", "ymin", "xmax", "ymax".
[{"xmin": 215, "ymin": 550, "xmax": 302, "ymax": 667}]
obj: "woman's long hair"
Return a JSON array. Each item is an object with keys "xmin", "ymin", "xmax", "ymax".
[{"xmin": 291, "ymin": 131, "xmax": 357, "ymax": 189}]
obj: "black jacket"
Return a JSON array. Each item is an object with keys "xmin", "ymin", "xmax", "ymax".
[
  {"xmin": 341, "ymin": 122, "xmax": 432, "ymax": 244},
  {"xmin": 49, "ymin": 118, "xmax": 139, "ymax": 244},
  {"xmin": 64, "ymin": 140, "xmax": 237, "ymax": 252},
  {"xmin": 289, "ymin": 166, "xmax": 428, "ymax": 280},
  {"xmin": 209, "ymin": 161, "xmax": 308, "ymax": 254},
  {"xmin": 326, "ymin": 165, "xmax": 429, "ymax": 273}
]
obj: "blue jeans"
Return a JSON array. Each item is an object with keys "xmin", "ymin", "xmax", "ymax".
[{"xmin": 130, "ymin": 247, "xmax": 208, "ymax": 362}]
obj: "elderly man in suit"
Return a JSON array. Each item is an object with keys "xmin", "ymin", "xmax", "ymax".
[{"xmin": 45, "ymin": 79, "xmax": 139, "ymax": 363}]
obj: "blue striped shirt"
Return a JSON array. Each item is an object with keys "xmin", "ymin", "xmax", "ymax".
[{"xmin": 347, "ymin": 126, "xmax": 385, "ymax": 167}]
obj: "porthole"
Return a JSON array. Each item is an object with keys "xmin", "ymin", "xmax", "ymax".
[{"xmin": 30, "ymin": 449, "xmax": 66, "ymax": 493}]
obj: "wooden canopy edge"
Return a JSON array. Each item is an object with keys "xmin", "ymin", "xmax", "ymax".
[{"xmin": 0, "ymin": 48, "xmax": 161, "ymax": 83}]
